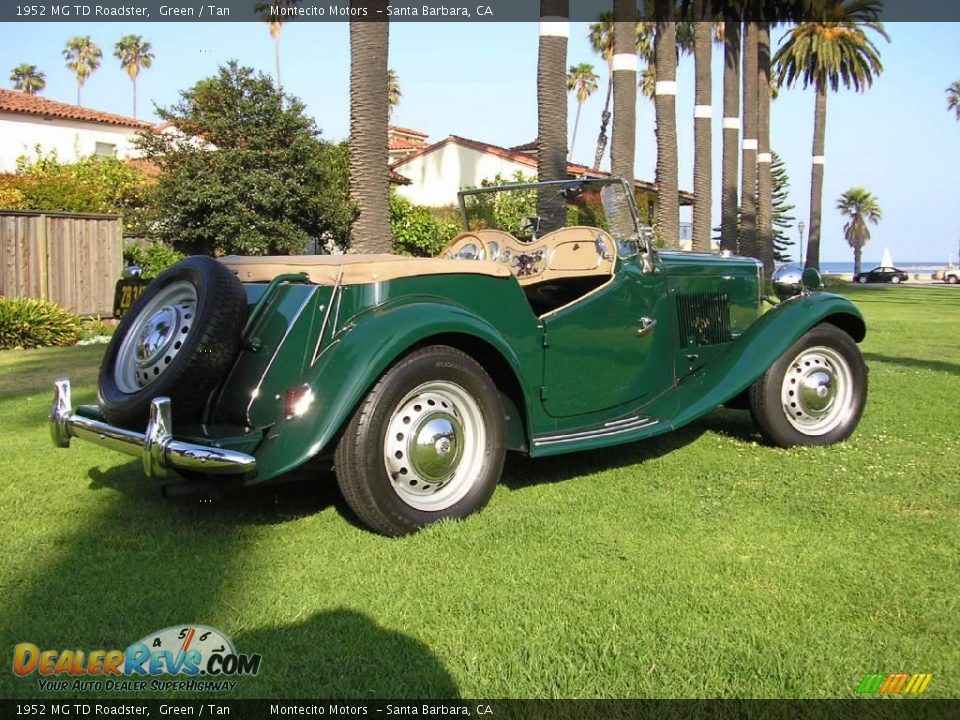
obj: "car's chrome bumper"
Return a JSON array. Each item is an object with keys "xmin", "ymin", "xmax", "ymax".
[{"xmin": 49, "ymin": 378, "xmax": 257, "ymax": 479}]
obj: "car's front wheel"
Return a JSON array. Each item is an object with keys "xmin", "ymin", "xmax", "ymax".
[
  {"xmin": 858, "ymin": 275, "xmax": 868, "ymax": 284},
  {"xmin": 948, "ymin": 275, "xmax": 959, "ymax": 285},
  {"xmin": 892, "ymin": 275, "xmax": 902, "ymax": 284},
  {"xmin": 748, "ymin": 323, "xmax": 867, "ymax": 448},
  {"xmin": 334, "ymin": 345, "xmax": 507, "ymax": 536}
]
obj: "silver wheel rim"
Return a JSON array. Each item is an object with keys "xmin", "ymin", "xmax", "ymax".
[
  {"xmin": 383, "ymin": 380, "xmax": 486, "ymax": 512},
  {"xmin": 114, "ymin": 280, "xmax": 198, "ymax": 394},
  {"xmin": 780, "ymin": 345, "xmax": 855, "ymax": 436}
]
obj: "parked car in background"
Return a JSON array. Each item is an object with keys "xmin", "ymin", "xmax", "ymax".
[
  {"xmin": 853, "ymin": 266, "xmax": 909, "ymax": 284},
  {"xmin": 49, "ymin": 178, "xmax": 869, "ymax": 536},
  {"xmin": 942, "ymin": 267, "xmax": 959, "ymax": 284}
]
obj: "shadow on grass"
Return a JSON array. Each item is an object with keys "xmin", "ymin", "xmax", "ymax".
[
  {"xmin": 501, "ymin": 408, "xmax": 758, "ymax": 492},
  {"xmin": 863, "ymin": 352, "xmax": 960, "ymax": 376},
  {"xmin": 235, "ymin": 609, "xmax": 459, "ymax": 698}
]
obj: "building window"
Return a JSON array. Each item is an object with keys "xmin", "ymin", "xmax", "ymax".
[{"xmin": 94, "ymin": 142, "xmax": 116, "ymax": 157}]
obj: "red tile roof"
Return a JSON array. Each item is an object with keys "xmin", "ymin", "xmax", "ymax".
[
  {"xmin": 0, "ymin": 88, "xmax": 152, "ymax": 129},
  {"xmin": 391, "ymin": 135, "xmax": 693, "ymax": 204},
  {"xmin": 388, "ymin": 124, "xmax": 429, "ymax": 138},
  {"xmin": 510, "ymin": 140, "xmax": 538, "ymax": 152},
  {"xmin": 389, "ymin": 137, "xmax": 425, "ymax": 151},
  {"xmin": 389, "ymin": 169, "xmax": 411, "ymax": 185}
]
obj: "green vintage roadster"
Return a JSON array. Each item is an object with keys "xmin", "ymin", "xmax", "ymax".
[{"xmin": 50, "ymin": 178, "xmax": 867, "ymax": 535}]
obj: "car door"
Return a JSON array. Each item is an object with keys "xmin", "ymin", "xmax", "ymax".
[{"xmin": 540, "ymin": 255, "xmax": 673, "ymax": 418}]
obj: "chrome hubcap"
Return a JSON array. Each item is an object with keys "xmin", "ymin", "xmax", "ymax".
[
  {"xmin": 115, "ymin": 281, "xmax": 198, "ymax": 393},
  {"xmin": 384, "ymin": 381, "xmax": 485, "ymax": 512},
  {"xmin": 781, "ymin": 346, "xmax": 854, "ymax": 435}
]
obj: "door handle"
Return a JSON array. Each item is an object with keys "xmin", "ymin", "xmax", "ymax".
[{"xmin": 637, "ymin": 317, "xmax": 657, "ymax": 336}]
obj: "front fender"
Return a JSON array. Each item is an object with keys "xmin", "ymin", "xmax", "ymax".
[
  {"xmin": 249, "ymin": 297, "xmax": 535, "ymax": 483},
  {"xmin": 649, "ymin": 291, "xmax": 865, "ymax": 428}
]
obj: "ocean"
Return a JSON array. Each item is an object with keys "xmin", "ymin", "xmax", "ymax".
[{"xmin": 814, "ymin": 262, "xmax": 945, "ymax": 274}]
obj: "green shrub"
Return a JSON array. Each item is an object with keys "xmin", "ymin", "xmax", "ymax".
[
  {"xmin": 390, "ymin": 194, "xmax": 461, "ymax": 257},
  {"xmin": 123, "ymin": 241, "xmax": 185, "ymax": 279},
  {"xmin": 0, "ymin": 297, "xmax": 82, "ymax": 350}
]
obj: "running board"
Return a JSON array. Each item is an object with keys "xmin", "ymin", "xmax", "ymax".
[{"xmin": 531, "ymin": 414, "xmax": 668, "ymax": 456}]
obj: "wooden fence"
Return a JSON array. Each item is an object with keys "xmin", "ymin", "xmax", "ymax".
[{"xmin": 0, "ymin": 210, "xmax": 123, "ymax": 317}]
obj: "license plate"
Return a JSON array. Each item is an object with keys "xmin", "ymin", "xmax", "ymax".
[{"xmin": 113, "ymin": 279, "xmax": 149, "ymax": 318}]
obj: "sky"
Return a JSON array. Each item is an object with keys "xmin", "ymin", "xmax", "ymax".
[{"xmin": 1, "ymin": 20, "xmax": 958, "ymax": 264}]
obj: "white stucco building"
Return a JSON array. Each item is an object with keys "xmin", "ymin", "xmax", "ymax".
[{"xmin": 0, "ymin": 88, "xmax": 152, "ymax": 171}]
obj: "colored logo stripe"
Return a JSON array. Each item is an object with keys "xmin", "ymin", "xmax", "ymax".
[{"xmin": 857, "ymin": 673, "xmax": 933, "ymax": 694}]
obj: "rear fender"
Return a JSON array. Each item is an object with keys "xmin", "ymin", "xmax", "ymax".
[
  {"xmin": 249, "ymin": 298, "xmax": 532, "ymax": 483},
  {"xmin": 647, "ymin": 292, "xmax": 865, "ymax": 428}
]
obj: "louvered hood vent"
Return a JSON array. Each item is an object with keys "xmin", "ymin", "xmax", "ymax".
[{"xmin": 676, "ymin": 291, "xmax": 732, "ymax": 347}]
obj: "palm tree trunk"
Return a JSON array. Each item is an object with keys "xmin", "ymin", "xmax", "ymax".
[
  {"xmin": 611, "ymin": 0, "xmax": 637, "ymax": 183},
  {"xmin": 537, "ymin": 0, "xmax": 569, "ymax": 234},
  {"xmin": 654, "ymin": 1, "xmax": 679, "ymax": 249},
  {"xmin": 806, "ymin": 83, "xmax": 827, "ymax": 270},
  {"xmin": 274, "ymin": 34, "xmax": 282, "ymax": 90},
  {"xmin": 593, "ymin": 73, "xmax": 612, "ymax": 170},
  {"xmin": 692, "ymin": 4, "xmax": 713, "ymax": 252},
  {"xmin": 77, "ymin": 83, "xmax": 81, "ymax": 106},
  {"xmin": 569, "ymin": 101, "xmax": 583, "ymax": 161},
  {"xmin": 719, "ymin": 18, "xmax": 741, "ymax": 253},
  {"xmin": 853, "ymin": 243, "xmax": 862, "ymax": 277},
  {"xmin": 132, "ymin": 77, "xmax": 137, "ymax": 118},
  {"xmin": 739, "ymin": 21, "xmax": 758, "ymax": 258},
  {"xmin": 348, "ymin": 5, "xmax": 392, "ymax": 254},
  {"xmin": 756, "ymin": 22, "xmax": 774, "ymax": 278}
]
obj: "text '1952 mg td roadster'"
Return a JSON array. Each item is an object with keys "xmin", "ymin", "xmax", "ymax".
[{"xmin": 50, "ymin": 178, "xmax": 868, "ymax": 535}]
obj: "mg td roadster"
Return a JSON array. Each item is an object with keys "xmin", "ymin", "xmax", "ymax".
[{"xmin": 50, "ymin": 178, "xmax": 868, "ymax": 536}]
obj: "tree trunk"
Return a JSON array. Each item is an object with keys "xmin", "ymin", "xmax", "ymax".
[
  {"xmin": 537, "ymin": 0, "xmax": 569, "ymax": 234},
  {"xmin": 853, "ymin": 243, "xmax": 861, "ymax": 277},
  {"xmin": 77, "ymin": 83, "xmax": 81, "ymax": 106},
  {"xmin": 719, "ymin": 18, "xmax": 741, "ymax": 253},
  {"xmin": 611, "ymin": 0, "xmax": 637, "ymax": 183},
  {"xmin": 654, "ymin": 2, "xmax": 678, "ymax": 249},
  {"xmin": 692, "ymin": 5, "xmax": 712, "ymax": 252},
  {"xmin": 348, "ymin": 4, "xmax": 392, "ymax": 254},
  {"xmin": 739, "ymin": 21, "xmax": 758, "ymax": 258},
  {"xmin": 806, "ymin": 84, "xmax": 827, "ymax": 270},
  {"xmin": 756, "ymin": 21, "xmax": 774, "ymax": 278},
  {"xmin": 132, "ymin": 78, "xmax": 137, "ymax": 118},
  {"xmin": 569, "ymin": 101, "xmax": 582, "ymax": 161},
  {"xmin": 593, "ymin": 74, "xmax": 612, "ymax": 170}
]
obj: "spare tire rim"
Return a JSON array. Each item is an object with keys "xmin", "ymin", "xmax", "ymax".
[{"xmin": 115, "ymin": 280, "xmax": 199, "ymax": 393}]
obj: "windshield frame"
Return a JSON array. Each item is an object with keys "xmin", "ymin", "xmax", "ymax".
[{"xmin": 456, "ymin": 177, "xmax": 649, "ymax": 257}]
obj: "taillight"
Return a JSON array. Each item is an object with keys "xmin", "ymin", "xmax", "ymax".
[{"xmin": 284, "ymin": 384, "xmax": 315, "ymax": 419}]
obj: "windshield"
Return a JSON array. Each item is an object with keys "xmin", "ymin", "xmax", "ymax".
[{"xmin": 458, "ymin": 178, "xmax": 648, "ymax": 258}]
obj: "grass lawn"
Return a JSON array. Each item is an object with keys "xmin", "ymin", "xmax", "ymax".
[{"xmin": 0, "ymin": 285, "xmax": 957, "ymax": 700}]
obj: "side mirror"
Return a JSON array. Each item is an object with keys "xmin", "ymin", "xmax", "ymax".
[
  {"xmin": 641, "ymin": 251, "xmax": 658, "ymax": 275},
  {"xmin": 801, "ymin": 267, "xmax": 823, "ymax": 292}
]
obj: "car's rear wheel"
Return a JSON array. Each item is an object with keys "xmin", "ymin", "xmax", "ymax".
[
  {"xmin": 98, "ymin": 256, "xmax": 247, "ymax": 428},
  {"xmin": 748, "ymin": 323, "xmax": 867, "ymax": 448},
  {"xmin": 858, "ymin": 276, "xmax": 868, "ymax": 284},
  {"xmin": 334, "ymin": 345, "xmax": 506, "ymax": 536},
  {"xmin": 948, "ymin": 275, "xmax": 959, "ymax": 285}
]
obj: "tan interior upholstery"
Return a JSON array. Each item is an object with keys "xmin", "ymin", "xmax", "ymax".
[
  {"xmin": 442, "ymin": 226, "xmax": 616, "ymax": 285},
  {"xmin": 220, "ymin": 253, "xmax": 511, "ymax": 286}
]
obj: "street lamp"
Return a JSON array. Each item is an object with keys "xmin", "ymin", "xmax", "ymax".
[{"xmin": 797, "ymin": 220, "xmax": 806, "ymax": 267}]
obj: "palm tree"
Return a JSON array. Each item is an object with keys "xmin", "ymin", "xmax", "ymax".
[
  {"xmin": 566, "ymin": 63, "xmax": 598, "ymax": 161},
  {"xmin": 837, "ymin": 187, "xmax": 881, "ymax": 277},
  {"xmin": 63, "ymin": 36, "xmax": 102, "ymax": 106},
  {"xmin": 254, "ymin": 0, "xmax": 302, "ymax": 90},
  {"xmin": 113, "ymin": 35, "xmax": 154, "ymax": 118},
  {"xmin": 739, "ymin": 21, "xmax": 758, "ymax": 259},
  {"xmin": 948, "ymin": 80, "xmax": 960, "ymax": 121},
  {"xmin": 348, "ymin": 2, "xmax": 392, "ymax": 253},
  {"xmin": 387, "ymin": 69, "xmax": 401, "ymax": 119},
  {"xmin": 610, "ymin": 0, "xmax": 637, "ymax": 182},
  {"xmin": 692, "ymin": 0, "xmax": 713, "ymax": 252},
  {"xmin": 756, "ymin": 22, "xmax": 774, "ymax": 276},
  {"xmin": 587, "ymin": 14, "xmax": 649, "ymax": 170},
  {"xmin": 10, "ymin": 64, "xmax": 45, "ymax": 95},
  {"xmin": 773, "ymin": 0, "xmax": 888, "ymax": 270},
  {"xmin": 654, "ymin": 0, "xmax": 679, "ymax": 249},
  {"xmin": 719, "ymin": 14, "xmax": 741, "ymax": 253},
  {"xmin": 537, "ymin": 0, "xmax": 569, "ymax": 234}
]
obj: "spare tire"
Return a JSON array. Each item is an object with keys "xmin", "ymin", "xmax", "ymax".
[{"xmin": 98, "ymin": 256, "xmax": 248, "ymax": 429}]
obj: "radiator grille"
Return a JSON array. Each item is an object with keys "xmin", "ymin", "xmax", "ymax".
[{"xmin": 676, "ymin": 291, "xmax": 732, "ymax": 347}]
